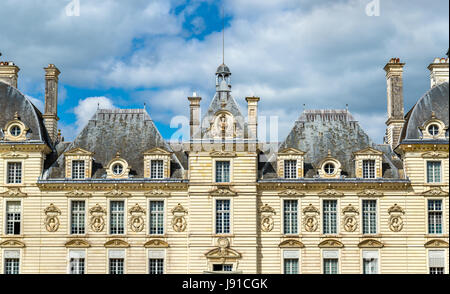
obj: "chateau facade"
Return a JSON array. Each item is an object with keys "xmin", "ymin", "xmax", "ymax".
[{"xmin": 0, "ymin": 55, "xmax": 448, "ymax": 274}]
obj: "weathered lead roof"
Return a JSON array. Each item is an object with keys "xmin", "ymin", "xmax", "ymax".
[
  {"xmin": 261, "ymin": 110, "xmax": 403, "ymax": 179},
  {"xmin": 47, "ymin": 109, "xmax": 185, "ymax": 179},
  {"xmin": 400, "ymin": 82, "xmax": 449, "ymax": 141},
  {"xmin": 0, "ymin": 81, "xmax": 52, "ymax": 146}
]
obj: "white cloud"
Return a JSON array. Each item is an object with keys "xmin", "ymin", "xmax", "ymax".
[
  {"xmin": 25, "ymin": 95, "xmax": 44, "ymax": 112},
  {"xmin": 73, "ymin": 96, "xmax": 116, "ymax": 132}
]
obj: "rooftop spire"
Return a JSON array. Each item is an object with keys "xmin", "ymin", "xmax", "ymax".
[{"xmin": 222, "ymin": 5, "xmax": 225, "ymax": 64}]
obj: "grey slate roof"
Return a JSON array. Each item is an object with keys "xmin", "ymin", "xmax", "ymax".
[
  {"xmin": 261, "ymin": 110, "xmax": 403, "ymax": 179},
  {"xmin": 0, "ymin": 81, "xmax": 52, "ymax": 146},
  {"xmin": 400, "ymin": 82, "xmax": 449, "ymax": 141},
  {"xmin": 47, "ymin": 109, "xmax": 185, "ymax": 179}
]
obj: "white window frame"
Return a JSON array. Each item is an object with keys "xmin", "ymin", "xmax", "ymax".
[
  {"xmin": 5, "ymin": 161, "xmax": 23, "ymax": 185},
  {"xmin": 109, "ymin": 200, "xmax": 126, "ymax": 235},
  {"xmin": 214, "ymin": 198, "xmax": 232, "ymax": 235},
  {"xmin": 362, "ymin": 159, "xmax": 376, "ymax": 179},
  {"xmin": 426, "ymin": 161, "xmax": 442, "ymax": 184},
  {"xmin": 4, "ymin": 199, "xmax": 22, "ymax": 236},
  {"xmin": 282, "ymin": 250, "xmax": 300, "ymax": 274},
  {"xmin": 149, "ymin": 199, "xmax": 165, "ymax": 235},
  {"xmin": 361, "ymin": 199, "xmax": 378, "ymax": 235},
  {"xmin": 322, "ymin": 199, "xmax": 339, "ymax": 235},
  {"xmin": 147, "ymin": 249, "xmax": 166, "ymax": 274},
  {"xmin": 322, "ymin": 250, "xmax": 340, "ymax": 274},
  {"xmin": 427, "ymin": 249, "xmax": 447, "ymax": 274},
  {"xmin": 282, "ymin": 199, "xmax": 299, "ymax": 235},
  {"xmin": 361, "ymin": 250, "xmax": 380, "ymax": 274},
  {"xmin": 67, "ymin": 249, "xmax": 87, "ymax": 274},
  {"xmin": 71, "ymin": 160, "xmax": 86, "ymax": 180},
  {"xmin": 2, "ymin": 249, "xmax": 21, "ymax": 274},
  {"xmin": 150, "ymin": 159, "xmax": 165, "ymax": 179},
  {"xmin": 284, "ymin": 160, "xmax": 298, "ymax": 179},
  {"xmin": 108, "ymin": 249, "xmax": 126, "ymax": 274},
  {"xmin": 70, "ymin": 200, "xmax": 87, "ymax": 235},
  {"xmin": 213, "ymin": 159, "xmax": 232, "ymax": 183},
  {"xmin": 427, "ymin": 199, "xmax": 444, "ymax": 235}
]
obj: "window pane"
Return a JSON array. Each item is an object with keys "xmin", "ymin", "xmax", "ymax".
[
  {"xmin": 6, "ymin": 201, "xmax": 21, "ymax": 235},
  {"xmin": 7, "ymin": 162, "xmax": 22, "ymax": 184},
  {"xmin": 363, "ymin": 160, "xmax": 376, "ymax": 179},
  {"xmin": 216, "ymin": 200, "xmax": 231, "ymax": 234},
  {"xmin": 71, "ymin": 201, "xmax": 85, "ymax": 235},
  {"xmin": 428, "ymin": 200, "xmax": 443, "ymax": 234},
  {"xmin": 70, "ymin": 258, "xmax": 85, "ymax": 274},
  {"xmin": 149, "ymin": 259, "xmax": 164, "ymax": 274},
  {"xmin": 4, "ymin": 258, "xmax": 20, "ymax": 274},
  {"xmin": 323, "ymin": 200, "xmax": 337, "ymax": 234},
  {"xmin": 109, "ymin": 258, "xmax": 124, "ymax": 274},
  {"xmin": 362, "ymin": 200, "xmax": 377, "ymax": 234},
  {"xmin": 151, "ymin": 160, "xmax": 164, "ymax": 179},
  {"xmin": 110, "ymin": 201, "xmax": 125, "ymax": 234},
  {"xmin": 216, "ymin": 161, "xmax": 230, "ymax": 183},
  {"xmin": 363, "ymin": 258, "xmax": 378, "ymax": 274},
  {"xmin": 284, "ymin": 259, "xmax": 299, "ymax": 274},
  {"xmin": 427, "ymin": 162, "xmax": 441, "ymax": 183},
  {"xmin": 149, "ymin": 201, "xmax": 164, "ymax": 235},
  {"xmin": 284, "ymin": 160, "xmax": 297, "ymax": 179},
  {"xmin": 72, "ymin": 160, "xmax": 85, "ymax": 179},
  {"xmin": 283, "ymin": 200, "xmax": 298, "ymax": 234},
  {"xmin": 324, "ymin": 259, "xmax": 338, "ymax": 274}
]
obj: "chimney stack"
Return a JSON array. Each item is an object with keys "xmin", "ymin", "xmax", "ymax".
[
  {"xmin": 428, "ymin": 57, "xmax": 449, "ymax": 88},
  {"xmin": 384, "ymin": 58, "xmax": 405, "ymax": 149},
  {"xmin": 0, "ymin": 60, "xmax": 20, "ymax": 88},
  {"xmin": 188, "ymin": 94, "xmax": 202, "ymax": 141},
  {"xmin": 43, "ymin": 64, "xmax": 61, "ymax": 144},
  {"xmin": 246, "ymin": 96, "xmax": 260, "ymax": 140}
]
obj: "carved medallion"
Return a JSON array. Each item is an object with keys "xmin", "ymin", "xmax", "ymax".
[
  {"xmin": 171, "ymin": 203, "xmax": 188, "ymax": 232},
  {"xmin": 260, "ymin": 204, "xmax": 275, "ymax": 232},
  {"xmin": 342, "ymin": 204, "xmax": 359, "ymax": 232},
  {"xmin": 44, "ymin": 203, "xmax": 61, "ymax": 232},
  {"xmin": 303, "ymin": 204, "xmax": 319, "ymax": 232},
  {"xmin": 129, "ymin": 203, "xmax": 146, "ymax": 232},
  {"xmin": 89, "ymin": 204, "xmax": 107, "ymax": 232},
  {"xmin": 388, "ymin": 204, "xmax": 405, "ymax": 232}
]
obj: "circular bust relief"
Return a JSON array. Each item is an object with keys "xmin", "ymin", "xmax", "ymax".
[
  {"xmin": 10, "ymin": 125, "xmax": 22, "ymax": 137},
  {"xmin": 112, "ymin": 163, "xmax": 124, "ymax": 175}
]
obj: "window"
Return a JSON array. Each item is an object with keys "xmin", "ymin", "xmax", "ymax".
[
  {"xmin": 71, "ymin": 201, "xmax": 85, "ymax": 235},
  {"xmin": 324, "ymin": 163, "xmax": 335, "ymax": 175},
  {"xmin": 428, "ymin": 124, "xmax": 440, "ymax": 136},
  {"xmin": 6, "ymin": 201, "xmax": 21, "ymax": 235},
  {"xmin": 428, "ymin": 200, "xmax": 443, "ymax": 234},
  {"xmin": 362, "ymin": 251, "xmax": 378, "ymax": 274},
  {"xmin": 150, "ymin": 160, "xmax": 164, "ymax": 179},
  {"xmin": 323, "ymin": 258, "xmax": 338, "ymax": 274},
  {"xmin": 216, "ymin": 161, "xmax": 230, "ymax": 183},
  {"xmin": 72, "ymin": 160, "xmax": 85, "ymax": 179},
  {"xmin": 323, "ymin": 200, "xmax": 337, "ymax": 234},
  {"xmin": 216, "ymin": 200, "xmax": 230, "ymax": 234},
  {"xmin": 429, "ymin": 250, "xmax": 445, "ymax": 274},
  {"xmin": 284, "ymin": 160, "xmax": 297, "ymax": 179},
  {"xmin": 362, "ymin": 160, "xmax": 376, "ymax": 179},
  {"xmin": 7, "ymin": 162, "xmax": 22, "ymax": 184},
  {"xmin": 149, "ymin": 201, "xmax": 164, "ymax": 235},
  {"xmin": 427, "ymin": 162, "xmax": 441, "ymax": 183},
  {"xmin": 284, "ymin": 259, "xmax": 299, "ymax": 274},
  {"xmin": 283, "ymin": 200, "xmax": 298, "ymax": 235},
  {"xmin": 4, "ymin": 251, "xmax": 20, "ymax": 274},
  {"xmin": 362, "ymin": 200, "xmax": 377, "ymax": 234},
  {"xmin": 149, "ymin": 259, "xmax": 164, "ymax": 274},
  {"xmin": 213, "ymin": 264, "xmax": 233, "ymax": 272},
  {"xmin": 110, "ymin": 201, "xmax": 125, "ymax": 235},
  {"xmin": 112, "ymin": 163, "xmax": 123, "ymax": 175},
  {"xmin": 10, "ymin": 125, "xmax": 21, "ymax": 137},
  {"xmin": 69, "ymin": 251, "xmax": 85, "ymax": 274},
  {"xmin": 109, "ymin": 258, "xmax": 124, "ymax": 274}
]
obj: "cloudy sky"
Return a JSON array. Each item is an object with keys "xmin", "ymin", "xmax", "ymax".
[{"xmin": 0, "ymin": 0, "xmax": 448, "ymax": 143}]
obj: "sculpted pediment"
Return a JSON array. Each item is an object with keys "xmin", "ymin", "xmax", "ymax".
[
  {"xmin": 0, "ymin": 151, "xmax": 29, "ymax": 159},
  {"xmin": 145, "ymin": 189, "xmax": 171, "ymax": 197},
  {"xmin": 205, "ymin": 247, "xmax": 242, "ymax": 260},
  {"xmin": 209, "ymin": 150, "xmax": 236, "ymax": 157},
  {"xmin": 143, "ymin": 147, "xmax": 172, "ymax": 155},
  {"xmin": 278, "ymin": 148, "xmax": 306, "ymax": 156},
  {"xmin": 279, "ymin": 239, "xmax": 305, "ymax": 248},
  {"xmin": 357, "ymin": 189, "xmax": 384, "ymax": 197},
  {"xmin": 353, "ymin": 147, "xmax": 383, "ymax": 156},
  {"xmin": 358, "ymin": 239, "xmax": 384, "ymax": 248},
  {"xmin": 278, "ymin": 189, "xmax": 305, "ymax": 196},
  {"xmin": 66, "ymin": 190, "xmax": 92, "ymax": 197},
  {"xmin": 64, "ymin": 147, "xmax": 93, "ymax": 156},
  {"xmin": 104, "ymin": 239, "xmax": 130, "ymax": 248},
  {"xmin": 0, "ymin": 188, "xmax": 28, "ymax": 197},
  {"xmin": 209, "ymin": 186, "xmax": 238, "ymax": 197},
  {"xmin": 0, "ymin": 239, "xmax": 25, "ymax": 248},
  {"xmin": 144, "ymin": 239, "xmax": 169, "ymax": 248},
  {"xmin": 318, "ymin": 239, "xmax": 344, "ymax": 248},
  {"xmin": 65, "ymin": 239, "xmax": 90, "ymax": 248},
  {"xmin": 424, "ymin": 239, "xmax": 449, "ymax": 248},
  {"xmin": 422, "ymin": 151, "xmax": 448, "ymax": 159},
  {"xmin": 105, "ymin": 189, "xmax": 131, "ymax": 197},
  {"xmin": 420, "ymin": 187, "xmax": 448, "ymax": 196},
  {"xmin": 318, "ymin": 189, "xmax": 344, "ymax": 197}
]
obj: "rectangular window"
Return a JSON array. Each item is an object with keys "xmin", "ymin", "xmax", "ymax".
[
  {"xmin": 149, "ymin": 259, "xmax": 164, "ymax": 274},
  {"xmin": 284, "ymin": 259, "xmax": 299, "ymax": 274},
  {"xmin": 110, "ymin": 201, "xmax": 125, "ymax": 235},
  {"xmin": 149, "ymin": 201, "xmax": 164, "ymax": 235},
  {"xmin": 428, "ymin": 200, "xmax": 443, "ymax": 234},
  {"xmin": 71, "ymin": 201, "xmax": 85, "ymax": 235},
  {"xmin": 3, "ymin": 251, "xmax": 20, "ymax": 274},
  {"xmin": 362, "ymin": 251, "xmax": 378, "ymax": 274},
  {"xmin": 150, "ymin": 160, "xmax": 164, "ymax": 179},
  {"xmin": 429, "ymin": 250, "xmax": 445, "ymax": 274},
  {"xmin": 323, "ymin": 200, "xmax": 337, "ymax": 234},
  {"xmin": 6, "ymin": 201, "xmax": 21, "ymax": 235},
  {"xmin": 362, "ymin": 200, "xmax": 377, "ymax": 234},
  {"xmin": 216, "ymin": 161, "xmax": 230, "ymax": 183},
  {"xmin": 109, "ymin": 258, "xmax": 124, "ymax": 274},
  {"xmin": 323, "ymin": 259, "xmax": 339, "ymax": 274},
  {"xmin": 7, "ymin": 162, "xmax": 22, "ymax": 184},
  {"xmin": 213, "ymin": 264, "xmax": 233, "ymax": 272},
  {"xmin": 427, "ymin": 161, "xmax": 441, "ymax": 183},
  {"xmin": 69, "ymin": 251, "xmax": 85, "ymax": 274},
  {"xmin": 72, "ymin": 160, "xmax": 85, "ymax": 179},
  {"xmin": 284, "ymin": 160, "xmax": 297, "ymax": 179},
  {"xmin": 283, "ymin": 200, "xmax": 298, "ymax": 235},
  {"xmin": 362, "ymin": 160, "xmax": 376, "ymax": 179},
  {"xmin": 216, "ymin": 200, "xmax": 230, "ymax": 234}
]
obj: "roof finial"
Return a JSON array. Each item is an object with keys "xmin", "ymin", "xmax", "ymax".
[
  {"xmin": 222, "ymin": 4, "xmax": 225, "ymax": 65},
  {"xmin": 14, "ymin": 112, "xmax": 19, "ymax": 120}
]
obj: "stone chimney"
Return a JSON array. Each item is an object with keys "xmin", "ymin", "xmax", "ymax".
[
  {"xmin": 428, "ymin": 57, "xmax": 449, "ymax": 88},
  {"xmin": 188, "ymin": 94, "xmax": 202, "ymax": 140},
  {"xmin": 246, "ymin": 96, "xmax": 260, "ymax": 140},
  {"xmin": 384, "ymin": 58, "xmax": 405, "ymax": 149},
  {"xmin": 0, "ymin": 61, "xmax": 20, "ymax": 88},
  {"xmin": 43, "ymin": 64, "xmax": 61, "ymax": 144}
]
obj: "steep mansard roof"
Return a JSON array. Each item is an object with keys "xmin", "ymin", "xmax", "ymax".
[
  {"xmin": 0, "ymin": 81, "xmax": 52, "ymax": 146},
  {"xmin": 47, "ymin": 109, "xmax": 186, "ymax": 179},
  {"xmin": 261, "ymin": 110, "xmax": 403, "ymax": 179},
  {"xmin": 400, "ymin": 82, "xmax": 449, "ymax": 142}
]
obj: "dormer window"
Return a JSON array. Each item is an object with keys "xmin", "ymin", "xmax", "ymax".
[
  {"xmin": 428, "ymin": 124, "xmax": 440, "ymax": 136},
  {"xmin": 72, "ymin": 160, "xmax": 86, "ymax": 180},
  {"xmin": 420, "ymin": 112, "xmax": 447, "ymax": 140},
  {"xmin": 150, "ymin": 160, "xmax": 164, "ymax": 179},
  {"xmin": 284, "ymin": 160, "xmax": 297, "ymax": 179},
  {"xmin": 324, "ymin": 163, "xmax": 335, "ymax": 175},
  {"xmin": 10, "ymin": 125, "xmax": 22, "ymax": 137},
  {"xmin": 112, "ymin": 163, "xmax": 124, "ymax": 176},
  {"xmin": 318, "ymin": 151, "xmax": 341, "ymax": 179},
  {"xmin": 277, "ymin": 148, "xmax": 306, "ymax": 179},
  {"xmin": 2, "ymin": 112, "xmax": 29, "ymax": 142},
  {"xmin": 64, "ymin": 148, "xmax": 93, "ymax": 179},
  {"xmin": 362, "ymin": 160, "xmax": 376, "ymax": 179},
  {"xmin": 106, "ymin": 153, "xmax": 130, "ymax": 179},
  {"xmin": 353, "ymin": 147, "xmax": 383, "ymax": 179}
]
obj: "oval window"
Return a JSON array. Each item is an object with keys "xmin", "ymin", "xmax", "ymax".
[
  {"xmin": 112, "ymin": 163, "xmax": 124, "ymax": 175},
  {"xmin": 324, "ymin": 163, "xmax": 335, "ymax": 175},
  {"xmin": 10, "ymin": 125, "xmax": 22, "ymax": 137},
  {"xmin": 428, "ymin": 124, "xmax": 439, "ymax": 136}
]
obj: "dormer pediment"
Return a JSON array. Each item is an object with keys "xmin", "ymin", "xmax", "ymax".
[
  {"xmin": 278, "ymin": 148, "xmax": 306, "ymax": 156},
  {"xmin": 353, "ymin": 147, "xmax": 383, "ymax": 156},
  {"xmin": 64, "ymin": 147, "xmax": 94, "ymax": 156},
  {"xmin": 143, "ymin": 147, "xmax": 172, "ymax": 156}
]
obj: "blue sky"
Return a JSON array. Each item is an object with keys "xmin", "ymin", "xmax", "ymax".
[{"xmin": 0, "ymin": 0, "xmax": 448, "ymax": 143}]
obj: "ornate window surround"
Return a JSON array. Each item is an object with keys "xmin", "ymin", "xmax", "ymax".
[
  {"xmin": 64, "ymin": 148, "xmax": 93, "ymax": 179},
  {"xmin": 353, "ymin": 147, "xmax": 383, "ymax": 179},
  {"xmin": 1, "ymin": 113, "xmax": 29, "ymax": 142},
  {"xmin": 143, "ymin": 147, "xmax": 172, "ymax": 179},
  {"xmin": 106, "ymin": 152, "xmax": 131, "ymax": 179},
  {"xmin": 317, "ymin": 151, "xmax": 342, "ymax": 179},
  {"xmin": 277, "ymin": 148, "xmax": 306, "ymax": 179},
  {"xmin": 1, "ymin": 248, "xmax": 22, "ymax": 274},
  {"xmin": 419, "ymin": 112, "xmax": 448, "ymax": 140}
]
